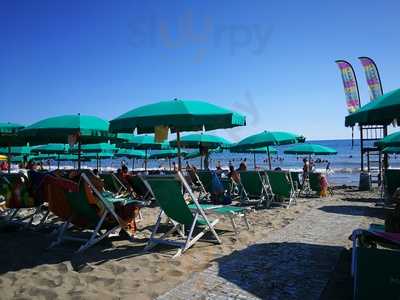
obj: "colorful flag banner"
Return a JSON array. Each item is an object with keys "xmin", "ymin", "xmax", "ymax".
[
  {"xmin": 335, "ymin": 60, "xmax": 361, "ymax": 113},
  {"xmin": 359, "ymin": 57, "xmax": 383, "ymax": 101}
]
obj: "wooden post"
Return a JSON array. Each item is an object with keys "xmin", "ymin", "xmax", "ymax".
[{"xmin": 176, "ymin": 130, "xmax": 182, "ymax": 170}]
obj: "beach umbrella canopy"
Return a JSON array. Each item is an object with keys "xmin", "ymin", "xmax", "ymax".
[
  {"xmin": 0, "ymin": 122, "xmax": 25, "ymax": 134},
  {"xmin": 110, "ymin": 99, "xmax": 246, "ymax": 134},
  {"xmin": 0, "ymin": 146, "xmax": 31, "ymax": 155},
  {"xmin": 375, "ymin": 131, "xmax": 400, "ymax": 148},
  {"xmin": 232, "ymin": 131, "xmax": 304, "ymax": 169},
  {"xmin": 56, "ymin": 154, "xmax": 90, "ymax": 162},
  {"xmin": 110, "ymin": 99, "xmax": 246, "ymax": 169},
  {"xmin": 169, "ymin": 133, "xmax": 232, "ymax": 149},
  {"xmin": 20, "ymin": 114, "xmax": 116, "ymax": 169},
  {"xmin": 118, "ymin": 134, "xmax": 169, "ymax": 150},
  {"xmin": 71, "ymin": 143, "xmax": 117, "ymax": 153},
  {"xmin": 114, "ymin": 148, "xmax": 146, "ymax": 159},
  {"xmin": 284, "ymin": 144, "xmax": 337, "ymax": 155},
  {"xmin": 345, "ymin": 88, "xmax": 400, "ymax": 126},
  {"xmin": 149, "ymin": 149, "xmax": 188, "ymax": 159},
  {"xmin": 230, "ymin": 146, "xmax": 277, "ymax": 169},
  {"xmin": 31, "ymin": 144, "xmax": 70, "ymax": 154},
  {"xmin": 382, "ymin": 147, "xmax": 400, "ymax": 154}
]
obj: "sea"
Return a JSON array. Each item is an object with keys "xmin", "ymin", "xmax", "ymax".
[{"xmin": 50, "ymin": 139, "xmax": 400, "ymax": 186}]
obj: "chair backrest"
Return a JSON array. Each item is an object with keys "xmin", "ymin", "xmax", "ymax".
[
  {"xmin": 239, "ymin": 171, "xmax": 264, "ymax": 196},
  {"xmin": 146, "ymin": 177, "xmax": 194, "ymax": 226},
  {"xmin": 266, "ymin": 170, "xmax": 293, "ymax": 198},
  {"xmin": 196, "ymin": 170, "xmax": 213, "ymax": 192},
  {"xmin": 99, "ymin": 173, "xmax": 122, "ymax": 194},
  {"xmin": 1, "ymin": 173, "xmax": 37, "ymax": 208},
  {"xmin": 384, "ymin": 169, "xmax": 400, "ymax": 196},
  {"xmin": 309, "ymin": 172, "xmax": 322, "ymax": 192},
  {"xmin": 289, "ymin": 171, "xmax": 302, "ymax": 188},
  {"xmin": 127, "ymin": 175, "xmax": 149, "ymax": 197}
]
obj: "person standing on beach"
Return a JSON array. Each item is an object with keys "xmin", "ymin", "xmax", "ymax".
[{"xmin": 302, "ymin": 158, "xmax": 310, "ymax": 185}]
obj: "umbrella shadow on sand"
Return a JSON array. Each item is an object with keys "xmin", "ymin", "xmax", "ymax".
[{"xmin": 318, "ymin": 205, "xmax": 385, "ymax": 219}]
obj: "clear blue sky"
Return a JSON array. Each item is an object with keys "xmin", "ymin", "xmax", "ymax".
[{"xmin": 1, "ymin": 0, "xmax": 399, "ymax": 141}]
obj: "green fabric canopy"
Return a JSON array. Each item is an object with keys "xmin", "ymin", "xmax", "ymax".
[
  {"xmin": 169, "ymin": 133, "xmax": 231, "ymax": 149},
  {"xmin": 0, "ymin": 146, "xmax": 30, "ymax": 155},
  {"xmin": 184, "ymin": 148, "xmax": 222, "ymax": 160},
  {"xmin": 382, "ymin": 147, "xmax": 400, "ymax": 154},
  {"xmin": 117, "ymin": 134, "xmax": 169, "ymax": 150},
  {"xmin": 56, "ymin": 154, "xmax": 90, "ymax": 162},
  {"xmin": 284, "ymin": 144, "xmax": 337, "ymax": 155},
  {"xmin": 110, "ymin": 99, "xmax": 246, "ymax": 134},
  {"xmin": 114, "ymin": 148, "xmax": 146, "ymax": 159},
  {"xmin": 345, "ymin": 88, "xmax": 400, "ymax": 126},
  {"xmin": 71, "ymin": 143, "xmax": 117, "ymax": 153},
  {"xmin": 81, "ymin": 152, "xmax": 114, "ymax": 159},
  {"xmin": 31, "ymin": 144, "xmax": 70, "ymax": 154},
  {"xmin": 149, "ymin": 149, "xmax": 188, "ymax": 159},
  {"xmin": 20, "ymin": 114, "xmax": 114, "ymax": 144},
  {"xmin": 232, "ymin": 131, "xmax": 304, "ymax": 169},
  {"xmin": 375, "ymin": 131, "xmax": 400, "ymax": 148},
  {"xmin": 110, "ymin": 99, "xmax": 246, "ymax": 170},
  {"xmin": 0, "ymin": 122, "xmax": 24, "ymax": 134},
  {"xmin": 230, "ymin": 146, "xmax": 277, "ymax": 154}
]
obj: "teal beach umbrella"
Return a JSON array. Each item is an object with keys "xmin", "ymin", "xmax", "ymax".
[
  {"xmin": 20, "ymin": 114, "xmax": 115, "ymax": 169},
  {"xmin": 230, "ymin": 146, "xmax": 278, "ymax": 169},
  {"xmin": 0, "ymin": 122, "xmax": 25, "ymax": 173},
  {"xmin": 110, "ymin": 99, "xmax": 246, "ymax": 170},
  {"xmin": 232, "ymin": 131, "xmax": 304, "ymax": 169}
]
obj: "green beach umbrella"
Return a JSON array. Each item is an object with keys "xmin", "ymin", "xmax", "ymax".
[
  {"xmin": 0, "ymin": 122, "xmax": 25, "ymax": 173},
  {"xmin": 114, "ymin": 148, "xmax": 146, "ymax": 170},
  {"xmin": 110, "ymin": 99, "xmax": 246, "ymax": 169},
  {"xmin": 375, "ymin": 131, "xmax": 400, "ymax": 148},
  {"xmin": 31, "ymin": 143, "xmax": 70, "ymax": 169},
  {"xmin": 284, "ymin": 144, "xmax": 337, "ymax": 155},
  {"xmin": 382, "ymin": 147, "xmax": 400, "ymax": 154},
  {"xmin": 118, "ymin": 134, "xmax": 169, "ymax": 171},
  {"xmin": 20, "ymin": 114, "xmax": 115, "ymax": 169},
  {"xmin": 71, "ymin": 143, "xmax": 117, "ymax": 153},
  {"xmin": 149, "ymin": 149, "xmax": 188, "ymax": 170},
  {"xmin": 232, "ymin": 131, "xmax": 304, "ymax": 169},
  {"xmin": 169, "ymin": 133, "xmax": 231, "ymax": 169},
  {"xmin": 169, "ymin": 133, "xmax": 231, "ymax": 149},
  {"xmin": 82, "ymin": 151, "xmax": 114, "ymax": 170},
  {"xmin": 345, "ymin": 88, "xmax": 400, "ymax": 126},
  {"xmin": 230, "ymin": 146, "xmax": 278, "ymax": 169},
  {"xmin": 0, "ymin": 146, "xmax": 31, "ymax": 156},
  {"xmin": 31, "ymin": 144, "xmax": 70, "ymax": 154}
]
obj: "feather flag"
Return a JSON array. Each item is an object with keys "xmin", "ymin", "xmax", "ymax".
[
  {"xmin": 335, "ymin": 60, "xmax": 361, "ymax": 113},
  {"xmin": 359, "ymin": 57, "xmax": 383, "ymax": 101}
]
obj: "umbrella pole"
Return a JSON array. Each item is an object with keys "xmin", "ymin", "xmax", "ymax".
[
  {"xmin": 169, "ymin": 158, "xmax": 171, "ymax": 170},
  {"xmin": 77, "ymin": 138, "xmax": 81, "ymax": 170},
  {"xmin": 7, "ymin": 145, "xmax": 11, "ymax": 174},
  {"xmin": 267, "ymin": 146, "xmax": 272, "ymax": 170},
  {"xmin": 96, "ymin": 154, "xmax": 99, "ymax": 170},
  {"xmin": 254, "ymin": 152, "xmax": 256, "ymax": 169},
  {"xmin": 57, "ymin": 154, "xmax": 60, "ymax": 169},
  {"xmin": 200, "ymin": 156, "xmax": 203, "ymax": 169},
  {"xmin": 145, "ymin": 149, "xmax": 148, "ymax": 171},
  {"xmin": 176, "ymin": 130, "xmax": 182, "ymax": 171},
  {"xmin": 132, "ymin": 158, "xmax": 135, "ymax": 171}
]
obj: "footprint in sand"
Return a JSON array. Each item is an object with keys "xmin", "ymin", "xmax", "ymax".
[
  {"xmin": 28, "ymin": 287, "xmax": 58, "ymax": 300},
  {"xmin": 84, "ymin": 275, "xmax": 116, "ymax": 286},
  {"xmin": 105, "ymin": 263, "xmax": 127, "ymax": 276},
  {"xmin": 168, "ymin": 269, "xmax": 183, "ymax": 277}
]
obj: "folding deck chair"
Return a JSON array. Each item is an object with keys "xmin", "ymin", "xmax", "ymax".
[
  {"xmin": 144, "ymin": 172, "xmax": 250, "ymax": 258},
  {"xmin": 191, "ymin": 170, "xmax": 212, "ymax": 202},
  {"xmin": 99, "ymin": 172, "xmax": 127, "ymax": 194},
  {"xmin": 289, "ymin": 171, "xmax": 302, "ymax": 196},
  {"xmin": 238, "ymin": 171, "xmax": 274, "ymax": 208},
  {"xmin": 0, "ymin": 173, "xmax": 49, "ymax": 228},
  {"xmin": 49, "ymin": 173, "xmax": 140, "ymax": 253},
  {"xmin": 266, "ymin": 170, "xmax": 297, "ymax": 208}
]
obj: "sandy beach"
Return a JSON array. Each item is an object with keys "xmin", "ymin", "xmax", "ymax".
[{"xmin": 0, "ymin": 186, "xmax": 384, "ymax": 300}]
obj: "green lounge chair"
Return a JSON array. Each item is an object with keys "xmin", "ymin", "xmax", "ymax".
[
  {"xmin": 0, "ymin": 173, "xmax": 48, "ymax": 227},
  {"xmin": 127, "ymin": 175, "xmax": 153, "ymax": 201},
  {"xmin": 49, "ymin": 173, "xmax": 139, "ymax": 253},
  {"xmin": 289, "ymin": 171, "xmax": 302, "ymax": 196},
  {"xmin": 99, "ymin": 172, "xmax": 127, "ymax": 194},
  {"xmin": 384, "ymin": 169, "xmax": 400, "ymax": 198},
  {"xmin": 266, "ymin": 170, "xmax": 297, "ymax": 208},
  {"xmin": 309, "ymin": 172, "xmax": 322, "ymax": 194},
  {"xmin": 144, "ymin": 172, "xmax": 250, "ymax": 258},
  {"xmin": 238, "ymin": 171, "xmax": 274, "ymax": 207}
]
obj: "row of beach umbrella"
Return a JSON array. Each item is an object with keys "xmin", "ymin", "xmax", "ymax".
[{"xmin": 0, "ymin": 98, "xmax": 341, "ymax": 173}]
